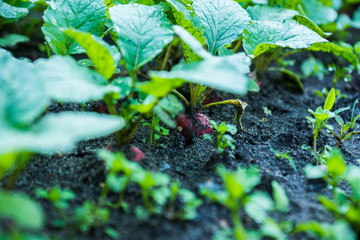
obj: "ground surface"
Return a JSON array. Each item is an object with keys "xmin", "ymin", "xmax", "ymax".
[{"xmin": 8, "ymin": 53, "xmax": 360, "ymax": 240}]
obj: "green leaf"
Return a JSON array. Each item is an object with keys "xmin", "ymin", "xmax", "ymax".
[
  {"xmin": 150, "ymin": 53, "xmax": 251, "ymax": 95},
  {"xmin": 0, "ymin": 191, "xmax": 44, "ymax": 229},
  {"xmin": 35, "ymin": 56, "xmax": 120, "ymax": 102},
  {"xmin": 247, "ymin": 5, "xmax": 331, "ymax": 38},
  {"xmin": 291, "ymin": 15, "xmax": 331, "ymax": 38},
  {"xmin": 271, "ymin": 181, "xmax": 289, "ymax": 213},
  {"xmin": 173, "ymin": 25, "xmax": 211, "ymax": 60},
  {"xmin": 0, "ymin": 34, "xmax": 29, "ymax": 47},
  {"xmin": 302, "ymin": 0, "xmax": 337, "ymax": 25},
  {"xmin": 0, "ymin": 112, "xmax": 125, "ymax": 155},
  {"xmin": 42, "ymin": 0, "xmax": 107, "ymax": 55},
  {"xmin": 111, "ymin": 77, "xmax": 133, "ymax": 99},
  {"xmin": 307, "ymin": 42, "xmax": 359, "ymax": 69},
  {"xmin": 153, "ymin": 94, "xmax": 183, "ymax": 128},
  {"xmin": 324, "ymin": 88, "xmax": 335, "ymax": 111},
  {"xmin": 193, "ymin": 0, "xmax": 250, "ymax": 55},
  {"xmin": 0, "ymin": 1, "xmax": 29, "ymax": 19},
  {"xmin": 141, "ymin": 74, "xmax": 185, "ymax": 98},
  {"xmin": 63, "ymin": 28, "xmax": 120, "ymax": 80},
  {"xmin": 245, "ymin": 191, "xmax": 273, "ymax": 223},
  {"xmin": 247, "ymin": 5, "xmax": 298, "ymax": 22},
  {"xmin": 218, "ymin": 46, "xmax": 233, "ymax": 56},
  {"xmin": 243, "ymin": 19, "xmax": 327, "ymax": 58},
  {"xmin": 0, "ymin": 49, "xmax": 48, "ymax": 128},
  {"xmin": 109, "ymin": 4, "xmax": 173, "ymax": 72},
  {"xmin": 166, "ymin": 0, "xmax": 206, "ymax": 62},
  {"xmin": 304, "ymin": 164, "xmax": 326, "ymax": 179},
  {"xmin": 346, "ymin": 166, "xmax": 360, "ymax": 201},
  {"xmin": 327, "ymin": 149, "xmax": 346, "ymax": 178}
]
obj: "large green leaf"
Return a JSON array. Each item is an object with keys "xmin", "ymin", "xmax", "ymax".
[
  {"xmin": 243, "ymin": 19, "xmax": 327, "ymax": 58},
  {"xmin": 192, "ymin": 0, "xmax": 250, "ymax": 55},
  {"xmin": 34, "ymin": 56, "xmax": 120, "ymax": 102},
  {"xmin": 109, "ymin": 4, "xmax": 173, "ymax": 72},
  {"xmin": 153, "ymin": 94, "xmax": 183, "ymax": 128},
  {"xmin": 166, "ymin": 0, "xmax": 205, "ymax": 62},
  {"xmin": 247, "ymin": 5, "xmax": 297, "ymax": 22},
  {"xmin": 63, "ymin": 28, "xmax": 120, "ymax": 80},
  {"xmin": 307, "ymin": 42, "xmax": 359, "ymax": 69},
  {"xmin": 149, "ymin": 53, "xmax": 251, "ymax": 95},
  {"xmin": 0, "ymin": 34, "xmax": 29, "ymax": 47},
  {"xmin": 0, "ymin": 112, "xmax": 125, "ymax": 155},
  {"xmin": 0, "ymin": 191, "xmax": 44, "ymax": 229},
  {"xmin": 302, "ymin": 0, "xmax": 337, "ymax": 25},
  {"xmin": 42, "ymin": 0, "xmax": 107, "ymax": 55},
  {"xmin": 247, "ymin": 5, "xmax": 330, "ymax": 38},
  {"xmin": 0, "ymin": 49, "xmax": 48, "ymax": 128},
  {"xmin": 0, "ymin": 0, "xmax": 28, "ymax": 19},
  {"xmin": 173, "ymin": 25, "xmax": 211, "ymax": 60}
]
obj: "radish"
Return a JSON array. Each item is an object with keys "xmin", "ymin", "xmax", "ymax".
[{"xmin": 176, "ymin": 112, "xmax": 212, "ymax": 144}]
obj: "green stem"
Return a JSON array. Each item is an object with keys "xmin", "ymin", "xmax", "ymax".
[
  {"xmin": 99, "ymin": 183, "xmax": 109, "ymax": 207},
  {"xmin": 129, "ymin": 70, "xmax": 137, "ymax": 99},
  {"xmin": 198, "ymin": 99, "xmax": 240, "ymax": 111},
  {"xmin": 190, "ymin": 84, "xmax": 201, "ymax": 110},
  {"xmin": 232, "ymin": 37, "xmax": 242, "ymax": 53},
  {"xmin": 159, "ymin": 43, "xmax": 172, "ymax": 71},
  {"xmin": 231, "ymin": 208, "xmax": 246, "ymax": 240},
  {"xmin": 149, "ymin": 113, "xmax": 155, "ymax": 146},
  {"xmin": 46, "ymin": 42, "xmax": 51, "ymax": 58},
  {"xmin": 142, "ymin": 188, "xmax": 154, "ymax": 213},
  {"xmin": 198, "ymin": 88, "xmax": 214, "ymax": 106},
  {"xmin": 171, "ymin": 89, "xmax": 189, "ymax": 107}
]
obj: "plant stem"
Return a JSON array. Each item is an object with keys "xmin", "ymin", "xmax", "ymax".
[
  {"xmin": 198, "ymin": 99, "xmax": 241, "ymax": 111},
  {"xmin": 149, "ymin": 113, "xmax": 155, "ymax": 146},
  {"xmin": 190, "ymin": 84, "xmax": 201, "ymax": 110},
  {"xmin": 232, "ymin": 37, "xmax": 242, "ymax": 53},
  {"xmin": 129, "ymin": 70, "xmax": 137, "ymax": 99},
  {"xmin": 159, "ymin": 43, "xmax": 172, "ymax": 71},
  {"xmin": 171, "ymin": 89, "xmax": 189, "ymax": 107},
  {"xmin": 231, "ymin": 209, "xmax": 246, "ymax": 240},
  {"xmin": 198, "ymin": 87, "xmax": 214, "ymax": 106},
  {"xmin": 46, "ymin": 42, "xmax": 51, "ymax": 58}
]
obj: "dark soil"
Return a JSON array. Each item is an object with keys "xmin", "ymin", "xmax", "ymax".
[{"xmin": 6, "ymin": 54, "xmax": 360, "ymax": 240}]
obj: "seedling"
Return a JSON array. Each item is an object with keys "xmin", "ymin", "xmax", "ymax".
[
  {"xmin": 303, "ymin": 150, "xmax": 360, "ymax": 236},
  {"xmin": 260, "ymin": 107, "xmax": 272, "ymax": 123},
  {"xmin": 36, "ymin": 186, "xmax": 111, "ymax": 234},
  {"xmin": 98, "ymin": 150, "xmax": 201, "ymax": 220},
  {"xmin": 269, "ymin": 146, "xmax": 297, "ymax": 171},
  {"xmin": 315, "ymin": 88, "xmax": 347, "ymax": 100},
  {"xmin": 201, "ymin": 165, "xmax": 293, "ymax": 240},
  {"xmin": 332, "ymin": 99, "xmax": 360, "ymax": 147},
  {"xmin": 142, "ymin": 114, "xmax": 170, "ymax": 148},
  {"xmin": 203, "ymin": 121, "xmax": 237, "ymax": 154},
  {"xmin": 306, "ymin": 88, "xmax": 349, "ymax": 153}
]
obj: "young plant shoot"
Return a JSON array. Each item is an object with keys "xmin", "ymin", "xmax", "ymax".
[{"xmin": 203, "ymin": 121, "xmax": 237, "ymax": 154}]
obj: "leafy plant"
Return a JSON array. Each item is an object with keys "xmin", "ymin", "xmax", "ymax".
[
  {"xmin": 260, "ymin": 107, "xmax": 272, "ymax": 123},
  {"xmin": 303, "ymin": 149, "xmax": 360, "ymax": 237},
  {"xmin": 332, "ymin": 99, "xmax": 360, "ymax": 147},
  {"xmin": 201, "ymin": 165, "xmax": 294, "ymax": 240},
  {"xmin": 306, "ymin": 88, "xmax": 349, "ymax": 153},
  {"xmin": 269, "ymin": 146, "xmax": 297, "ymax": 171},
  {"xmin": 0, "ymin": 49, "xmax": 124, "ymax": 185},
  {"xmin": 203, "ymin": 121, "xmax": 237, "ymax": 154},
  {"xmin": 142, "ymin": 114, "xmax": 170, "ymax": 148},
  {"xmin": 36, "ymin": 186, "xmax": 112, "ymax": 234},
  {"xmin": 98, "ymin": 150, "xmax": 202, "ymax": 220},
  {"xmin": 0, "ymin": 190, "xmax": 44, "ymax": 237}
]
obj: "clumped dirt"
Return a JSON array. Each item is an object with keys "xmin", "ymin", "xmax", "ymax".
[{"xmin": 7, "ymin": 53, "xmax": 360, "ymax": 240}]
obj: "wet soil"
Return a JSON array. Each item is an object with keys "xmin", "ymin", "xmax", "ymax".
[{"xmin": 6, "ymin": 54, "xmax": 360, "ymax": 240}]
